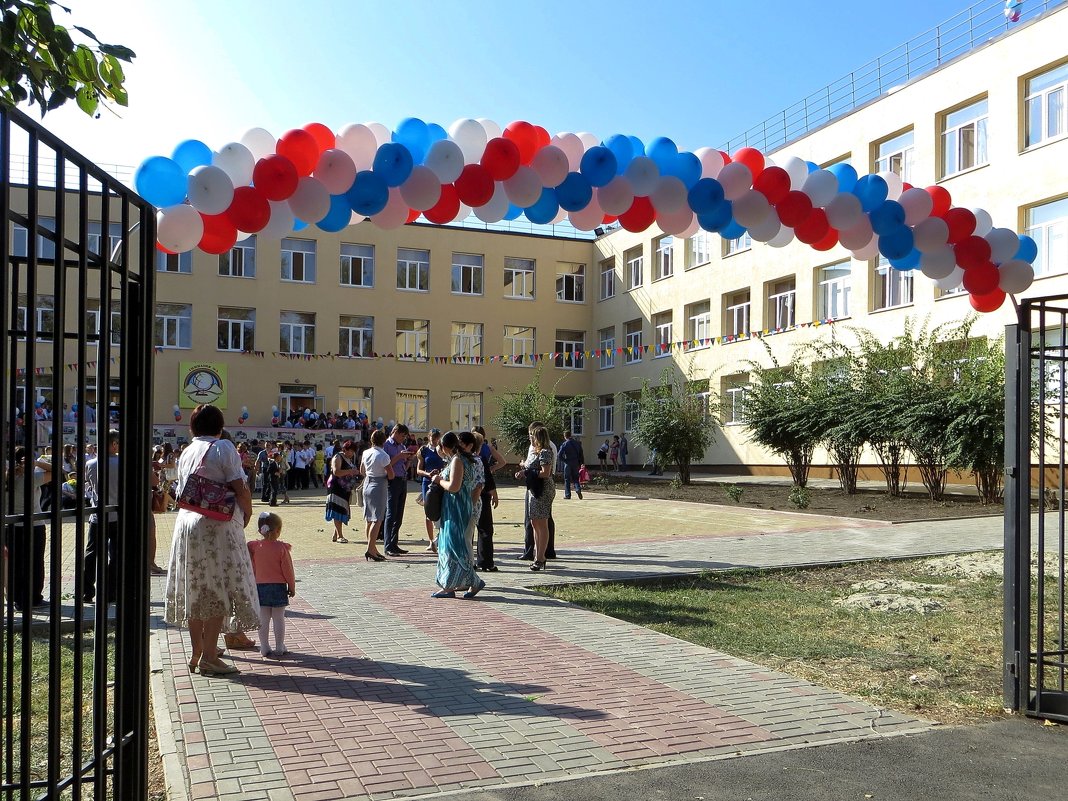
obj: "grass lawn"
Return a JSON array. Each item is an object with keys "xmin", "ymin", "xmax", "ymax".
[{"xmin": 542, "ymin": 555, "xmax": 1008, "ymax": 724}]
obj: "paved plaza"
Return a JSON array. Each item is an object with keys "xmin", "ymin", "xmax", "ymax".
[{"xmin": 148, "ymin": 483, "xmax": 1004, "ymax": 801}]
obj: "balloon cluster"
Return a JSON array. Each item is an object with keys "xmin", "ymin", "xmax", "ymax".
[
  {"xmin": 238, "ymin": 405, "xmax": 249, "ymax": 425},
  {"xmin": 136, "ymin": 118, "xmax": 1038, "ymax": 313},
  {"xmin": 172, "ymin": 404, "xmax": 181, "ymax": 423},
  {"xmin": 271, "ymin": 405, "xmax": 280, "ymax": 426}
]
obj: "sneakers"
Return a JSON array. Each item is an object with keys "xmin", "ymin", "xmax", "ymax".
[{"xmin": 577, "ymin": 490, "xmax": 583, "ymax": 499}]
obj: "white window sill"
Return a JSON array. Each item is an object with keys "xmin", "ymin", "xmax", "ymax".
[
  {"xmin": 1022, "ymin": 133, "xmax": 1068, "ymax": 155},
  {"xmin": 157, "ymin": 345, "xmax": 191, "ymax": 350},
  {"xmin": 556, "ymin": 298, "xmax": 586, "ymax": 304},
  {"xmin": 723, "ymin": 248, "xmax": 752, "ymax": 258},
  {"xmin": 157, "ymin": 270, "xmax": 191, "ymax": 275},
  {"xmin": 505, "ymin": 295, "xmax": 536, "ymax": 301},
  {"xmin": 397, "ymin": 287, "xmax": 429, "ymax": 293},
  {"xmin": 451, "ymin": 291, "xmax": 485, "ymax": 297},
  {"xmin": 685, "ymin": 261, "xmax": 711, "ymax": 271},
  {"xmin": 685, "ymin": 345, "xmax": 710, "ymax": 352},
  {"xmin": 598, "ymin": 295, "xmax": 616, "ymax": 302},
  {"xmin": 598, "ymin": 364, "xmax": 615, "ymax": 370},
  {"xmin": 653, "ymin": 274, "xmax": 673, "ymax": 283},
  {"xmin": 220, "ymin": 273, "xmax": 256, "ymax": 280},
  {"xmin": 340, "ymin": 283, "xmax": 374, "ymax": 289},
  {"xmin": 937, "ymin": 162, "xmax": 989, "ymax": 183},
  {"xmin": 654, "ymin": 353, "xmax": 671, "ymax": 359},
  {"xmin": 280, "ymin": 279, "xmax": 316, "ymax": 285},
  {"xmin": 869, "ymin": 302, "xmax": 915, "ymax": 315}
]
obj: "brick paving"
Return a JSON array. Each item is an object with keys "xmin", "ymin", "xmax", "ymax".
[{"xmin": 149, "ymin": 484, "xmax": 1003, "ymax": 800}]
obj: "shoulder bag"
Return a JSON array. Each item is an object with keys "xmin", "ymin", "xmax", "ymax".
[
  {"xmin": 176, "ymin": 444, "xmax": 236, "ymax": 521},
  {"xmin": 424, "ymin": 481, "xmax": 444, "ymax": 522}
]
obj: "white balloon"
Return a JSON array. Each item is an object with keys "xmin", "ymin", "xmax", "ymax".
[
  {"xmin": 839, "ymin": 219, "xmax": 874, "ymax": 251},
  {"xmin": 971, "ymin": 207, "xmax": 993, "ymax": 238},
  {"xmin": 576, "ymin": 131, "xmax": 599, "ymax": 151},
  {"xmin": 877, "ymin": 170, "xmax": 903, "ymax": 201},
  {"xmin": 935, "ymin": 266, "xmax": 964, "ymax": 290},
  {"xmin": 477, "ymin": 118, "xmax": 502, "ymax": 141},
  {"xmin": 455, "ymin": 202, "xmax": 472, "ymax": 221},
  {"xmin": 364, "ymin": 122, "xmax": 391, "ymax": 148},
  {"xmin": 550, "ymin": 133, "xmax": 585, "ymax": 170},
  {"xmin": 474, "ymin": 182, "xmax": 511, "ymax": 223},
  {"xmin": 550, "ymin": 207, "xmax": 568, "ymax": 225},
  {"xmin": 370, "ymin": 188, "xmax": 409, "ymax": 230},
  {"xmin": 767, "ymin": 225, "xmax": 795, "ymax": 248},
  {"xmin": 801, "ymin": 170, "xmax": 839, "ymax": 207},
  {"xmin": 749, "ymin": 214, "xmax": 782, "ymax": 243},
  {"xmin": 239, "ymin": 127, "xmax": 275, "ymax": 161},
  {"xmin": 186, "ymin": 165, "xmax": 234, "ymax": 216},
  {"xmin": 235, "ymin": 229, "xmax": 254, "ymax": 242},
  {"xmin": 913, "ymin": 216, "xmax": 950, "ymax": 253},
  {"xmin": 998, "ymin": 259, "xmax": 1035, "ymax": 293},
  {"xmin": 731, "ymin": 189, "xmax": 772, "ymax": 228},
  {"xmin": 782, "ymin": 156, "xmax": 809, "ymax": 189},
  {"xmin": 530, "ymin": 145, "xmax": 569, "ymax": 188},
  {"xmin": 625, "ymin": 156, "xmax": 660, "ymax": 196},
  {"xmin": 919, "ymin": 246, "xmax": 957, "ymax": 279},
  {"xmin": 503, "ymin": 166, "xmax": 542, "ymax": 207},
  {"xmin": 899, "ymin": 187, "xmax": 934, "ymax": 226},
  {"xmin": 448, "ymin": 118, "xmax": 488, "ymax": 163},
  {"xmin": 679, "ymin": 215, "xmax": 701, "ymax": 239},
  {"xmin": 399, "ymin": 165, "xmax": 442, "ymax": 211},
  {"xmin": 336, "ymin": 124, "xmax": 379, "ymax": 170},
  {"xmin": 314, "ymin": 148, "xmax": 357, "ymax": 194},
  {"xmin": 657, "ymin": 206, "xmax": 696, "ymax": 237},
  {"xmin": 649, "ymin": 176, "xmax": 688, "ymax": 213},
  {"xmin": 597, "ymin": 176, "xmax": 635, "ymax": 216},
  {"xmin": 568, "ymin": 197, "xmax": 605, "ymax": 231},
  {"xmin": 986, "ymin": 227, "xmax": 1021, "ymax": 263},
  {"xmin": 718, "ymin": 162, "xmax": 753, "ymax": 200},
  {"xmin": 693, "ymin": 147, "xmax": 725, "ymax": 179},
  {"xmin": 156, "ymin": 204, "xmax": 203, "ymax": 253},
  {"xmin": 824, "ymin": 192, "xmax": 864, "ymax": 230},
  {"xmin": 287, "ymin": 177, "xmax": 331, "ymax": 223},
  {"xmin": 213, "ymin": 142, "xmax": 255, "ymax": 187},
  {"xmin": 258, "ymin": 200, "xmax": 295, "ymax": 239},
  {"xmin": 851, "ymin": 236, "xmax": 881, "ymax": 260},
  {"xmin": 424, "ymin": 139, "xmax": 464, "ymax": 183}
]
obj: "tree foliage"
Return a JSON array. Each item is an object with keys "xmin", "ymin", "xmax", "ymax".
[
  {"xmin": 0, "ymin": 1, "xmax": 135, "ymax": 117},
  {"xmin": 631, "ymin": 366, "xmax": 718, "ymax": 484},
  {"xmin": 490, "ymin": 366, "xmax": 589, "ymax": 458}
]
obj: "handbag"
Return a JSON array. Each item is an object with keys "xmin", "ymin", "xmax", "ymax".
[
  {"xmin": 151, "ymin": 488, "xmax": 167, "ymax": 514},
  {"xmin": 424, "ymin": 482, "xmax": 444, "ymax": 522},
  {"xmin": 354, "ymin": 476, "xmax": 366, "ymax": 507},
  {"xmin": 176, "ymin": 444, "xmax": 236, "ymax": 521}
]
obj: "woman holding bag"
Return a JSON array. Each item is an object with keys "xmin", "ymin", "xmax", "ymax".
[{"xmin": 325, "ymin": 439, "xmax": 360, "ymax": 544}]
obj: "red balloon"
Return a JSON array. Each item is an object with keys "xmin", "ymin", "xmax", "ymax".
[
  {"xmin": 943, "ymin": 207, "xmax": 977, "ymax": 245},
  {"xmin": 718, "ymin": 150, "xmax": 731, "ymax": 164},
  {"xmin": 533, "ymin": 125, "xmax": 551, "ymax": 149},
  {"xmin": 901, "ymin": 182, "xmax": 914, "ymax": 192},
  {"xmin": 812, "ymin": 227, "xmax": 840, "ymax": 252},
  {"xmin": 954, "ymin": 235, "xmax": 993, "ymax": 270},
  {"xmin": 454, "ymin": 164, "xmax": 495, "ymax": 206},
  {"xmin": 969, "ymin": 288, "xmax": 1007, "ymax": 312},
  {"xmin": 777, "ymin": 190, "xmax": 813, "ymax": 228},
  {"xmin": 602, "ymin": 214, "xmax": 618, "ymax": 224},
  {"xmin": 795, "ymin": 208, "xmax": 830, "ymax": 245},
  {"xmin": 276, "ymin": 129, "xmax": 320, "ymax": 176},
  {"xmin": 406, "ymin": 207, "xmax": 421, "ymax": 224},
  {"xmin": 733, "ymin": 147, "xmax": 765, "ymax": 177},
  {"xmin": 619, "ymin": 196, "xmax": 656, "ymax": 232},
  {"xmin": 962, "ymin": 261, "xmax": 1000, "ymax": 294},
  {"xmin": 302, "ymin": 122, "xmax": 335, "ymax": 155},
  {"xmin": 480, "ymin": 138, "xmax": 521, "ymax": 181},
  {"xmin": 504, "ymin": 121, "xmax": 540, "ymax": 165},
  {"xmin": 424, "ymin": 184, "xmax": 460, "ymax": 224},
  {"xmin": 925, "ymin": 185, "xmax": 953, "ymax": 218},
  {"xmin": 226, "ymin": 185, "xmax": 270, "ymax": 232},
  {"xmin": 198, "ymin": 213, "xmax": 238, "ymax": 255},
  {"xmin": 253, "ymin": 155, "xmax": 299, "ymax": 201},
  {"xmin": 753, "ymin": 166, "xmax": 791, "ymax": 205}
]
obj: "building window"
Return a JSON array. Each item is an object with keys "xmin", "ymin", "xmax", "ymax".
[
  {"xmin": 451, "ymin": 252, "xmax": 484, "ymax": 295},
  {"xmin": 338, "ymin": 386, "xmax": 373, "ymax": 418},
  {"xmin": 88, "ymin": 221, "xmax": 123, "ymax": 262},
  {"xmin": 450, "ymin": 391, "xmax": 482, "ymax": 430},
  {"xmin": 17, "ymin": 294, "xmax": 55, "ymax": 341},
  {"xmin": 723, "ymin": 289, "xmax": 751, "ymax": 338},
  {"xmin": 218, "ymin": 307, "xmax": 255, "ymax": 352},
  {"xmin": 503, "ymin": 325, "xmax": 535, "ymax": 365},
  {"xmin": 339, "ymin": 314, "xmax": 373, "ymax": 358},
  {"xmin": 623, "ymin": 391, "xmax": 640, "ymax": 432},
  {"xmin": 281, "ymin": 238, "xmax": 316, "ymax": 283},
  {"xmin": 687, "ymin": 232, "xmax": 713, "ymax": 269},
  {"xmin": 599, "ymin": 258, "xmax": 616, "ymax": 300},
  {"xmin": 556, "ymin": 262, "xmax": 585, "ymax": 302},
  {"xmin": 875, "ymin": 130, "xmax": 914, "ymax": 183},
  {"xmin": 598, "ymin": 395, "xmax": 615, "ymax": 435},
  {"xmin": 767, "ymin": 278, "xmax": 796, "ymax": 330},
  {"xmin": 1026, "ymin": 62, "xmax": 1068, "ymax": 148},
  {"xmin": 154, "ymin": 302, "xmax": 192, "ymax": 349},
  {"xmin": 561, "ymin": 397, "xmax": 584, "ymax": 436},
  {"xmin": 396, "ymin": 389, "xmax": 429, "ymax": 432},
  {"xmin": 280, "ymin": 310, "xmax": 315, "ymax": 354},
  {"xmin": 157, "ymin": 250, "xmax": 192, "ymax": 273},
  {"xmin": 625, "ymin": 246, "xmax": 643, "ymax": 290},
  {"xmin": 598, "ymin": 326, "xmax": 615, "ymax": 369},
  {"xmin": 504, "ymin": 256, "xmax": 535, "ymax": 299},
  {"xmin": 341, "ymin": 242, "xmax": 374, "ymax": 287},
  {"xmin": 816, "ymin": 262, "xmax": 851, "ymax": 320},
  {"xmin": 11, "ymin": 218, "xmax": 55, "ymax": 261},
  {"xmin": 397, "ymin": 247, "xmax": 430, "ymax": 291},
  {"xmin": 452, "ymin": 321, "xmax": 483, "ymax": 359},
  {"xmin": 554, "ymin": 329, "xmax": 585, "ymax": 369},
  {"xmin": 1026, "ymin": 197, "xmax": 1068, "ymax": 276},
  {"xmin": 654, "ymin": 236, "xmax": 674, "ymax": 280},
  {"xmin": 686, "ymin": 300, "xmax": 711, "ymax": 349},
  {"xmin": 87, "ymin": 302, "xmax": 122, "ymax": 346},
  {"xmin": 722, "ymin": 373, "xmax": 749, "ymax": 425},
  {"xmin": 624, "ymin": 319, "xmax": 642, "ymax": 364},
  {"xmin": 396, "ymin": 318, "xmax": 429, "ymax": 361},
  {"xmin": 873, "ymin": 257, "xmax": 914, "ymax": 310},
  {"xmin": 724, "ymin": 232, "xmax": 752, "ymax": 256},
  {"xmin": 219, "ymin": 236, "xmax": 256, "ymax": 278},
  {"xmin": 653, "ymin": 311, "xmax": 672, "ymax": 357},
  {"xmin": 941, "ymin": 98, "xmax": 988, "ymax": 177}
]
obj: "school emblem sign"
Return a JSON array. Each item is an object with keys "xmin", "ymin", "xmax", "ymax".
[{"xmin": 179, "ymin": 362, "xmax": 227, "ymax": 408}]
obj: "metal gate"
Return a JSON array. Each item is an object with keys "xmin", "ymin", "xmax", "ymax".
[
  {"xmin": 1005, "ymin": 296, "xmax": 1068, "ymax": 721},
  {"xmin": 0, "ymin": 106, "xmax": 155, "ymax": 797}
]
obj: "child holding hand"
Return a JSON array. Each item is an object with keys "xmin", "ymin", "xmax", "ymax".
[{"xmin": 246, "ymin": 512, "xmax": 295, "ymax": 657}]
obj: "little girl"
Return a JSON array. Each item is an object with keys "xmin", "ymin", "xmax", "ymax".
[{"xmin": 246, "ymin": 512, "xmax": 296, "ymax": 657}]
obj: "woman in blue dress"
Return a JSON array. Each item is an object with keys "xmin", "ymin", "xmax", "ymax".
[{"xmin": 428, "ymin": 431, "xmax": 485, "ymax": 599}]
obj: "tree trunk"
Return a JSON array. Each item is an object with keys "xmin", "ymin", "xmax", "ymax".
[{"xmin": 678, "ymin": 460, "xmax": 691, "ymax": 485}]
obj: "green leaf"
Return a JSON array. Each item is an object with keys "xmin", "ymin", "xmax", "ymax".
[
  {"xmin": 74, "ymin": 82, "xmax": 97, "ymax": 115},
  {"xmin": 98, "ymin": 43, "xmax": 134, "ymax": 61}
]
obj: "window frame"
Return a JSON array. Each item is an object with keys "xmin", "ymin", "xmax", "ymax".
[
  {"xmin": 654, "ymin": 236, "xmax": 674, "ymax": 281},
  {"xmin": 154, "ymin": 302, "xmax": 192, "ymax": 349},
  {"xmin": 503, "ymin": 324, "xmax": 536, "ymax": 366},
  {"xmin": 624, "ymin": 319, "xmax": 643, "ymax": 364},
  {"xmin": 685, "ymin": 300, "xmax": 712, "ymax": 350},
  {"xmin": 451, "ymin": 252, "xmax": 484, "ymax": 296},
  {"xmin": 396, "ymin": 388, "xmax": 429, "ymax": 432},
  {"xmin": 339, "ymin": 314, "xmax": 374, "ymax": 358},
  {"xmin": 598, "ymin": 326, "xmax": 615, "ymax": 370},
  {"xmin": 625, "ymin": 247, "xmax": 643, "ymax": 291},
  {"xmin": 279, "ymin": 310, "xmax": 316, "ymax": 355},
  {"xmin": 280, "ymin": 238, "xmax": 317, "ymax": 284},
  {"xmin": 1026, "ymin": 196, "xmax": 1068, "ymax": 277},
  {"xmin": 504, "ymin": 256, "xmax": 536, "ymax": 300},
  {"xmin": 452, "ymin": 321, "xmax": 484, "ymax": 360},
  {"xmin": 554, "ymin": 330, "xmax": 585, "ymax": 370},
  {"xmin": 396, "ymin": 318, "xmax": 430, "ymax": 361},
  {"xmin": 940, "ymin": 97, "xmax": 988, "ymax": 177},
  {"xmin": 397, "ymin": 247, "xmax": 430, "ymax": 292},
  {"xmin": 766, "ymin": 278, "xmax": 797, "ymax": 330},
  {"xmin": 217, "ymin": 307, "xmax": 255, "ymax": 352},
  {"xmin": 874, "ymin": 129, "xmax": 915, "ymax": 183},
  {"xmin": 653, "ymin": 311, "xmax": 672, "ymax": 358},
  {"xmin": 555, "ymin": 262, "xmax": 586, "ymax": 303},
  {"xmin": 816, "ymin": 262, "xmax": 851, "ymax": 321},
  {"xmin": 1025, "ymin": 61, "xmax": 1068, "ymax": 149},
  {"xmin": 872, "ymin": 258, "xmax": 915, "ymax": 310},
  {"xmin": 340, "ymin": 242, "xmax": 374, "ymax": 288},
  {"xmin": 598, "ymin": 395, "xmax": 615, "ymax": 435},
  {"xmin": 219, "ymin": 237, "xmax": 257, "ymax": 278},
  {"xmin": 723, "ymin": 290, "xmax": 751, "ymax": 339},
  {"xmin": 450, "ymin": 390, "xmax": 483, "ymax": 430}
]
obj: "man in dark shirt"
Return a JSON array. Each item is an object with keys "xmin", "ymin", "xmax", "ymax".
[
  {"xmin": 558, "ymin": 430, "xmax": 585, "ymax": 500},
  {"xmin": 382, "ymin": 424, "xmax": 412, "ymax": 555}
]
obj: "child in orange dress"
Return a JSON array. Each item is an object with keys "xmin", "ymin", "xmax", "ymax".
[{"xmin": 246, "ymin": 512, "xmax": 295, "ymax": 657}]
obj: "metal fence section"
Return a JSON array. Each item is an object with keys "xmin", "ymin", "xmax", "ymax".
[
  {"xmin": 721, "ymin": 0, "xmax": 1067, "ymax": 154},
  {"xmin": 0, "ymin": 105, "xmax": 156, "ymax": 798},
  {"xmin": 1005, "ymin": 297, "xmax": 1068, "ymax": 722}
]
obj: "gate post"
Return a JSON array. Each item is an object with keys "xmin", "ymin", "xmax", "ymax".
[{"xmin": 1003, "ymin": 321, "xmax": 1027, "ymax": 710}]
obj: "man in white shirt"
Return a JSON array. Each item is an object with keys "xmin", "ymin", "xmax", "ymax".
[{"xmin": 519, "ymin": 420, "xmax": 558, "ymax": 561}]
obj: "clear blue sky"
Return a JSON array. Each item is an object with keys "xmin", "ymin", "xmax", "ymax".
[{"xmin": 42, "ymin": 0, "xmax": 1004, "ymax": 168}]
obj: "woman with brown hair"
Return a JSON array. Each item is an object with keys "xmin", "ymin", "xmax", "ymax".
[
  {"xmin": 516, "ymin": 425, "xmax": 555, "ymax": 572},
  {"xmin": 325, "ymin": 439, "xmax": 361, "ymax": 544}
]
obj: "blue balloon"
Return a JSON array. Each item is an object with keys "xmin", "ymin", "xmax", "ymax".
[
  {"xmin": 853, "ymin": 174, "xmax": 889, "ymax": 213},
  {"xmin": 603, "ymin": 134, "xmax": 634, "ymax": 174},
  {"xmin": 889, "ymin": 249, "xmax": 921, "ymax": 271},
  {"xmin": 666, "ymin": 152, "xmax": 702, "ymax": 188},
  {"xmin": 869, "ymin": 200, "xmax": 906, "ymax": 236},
  {"xmin": 579, "ymin": 146, "xmax": 617, "ymax": 187},
  {"xmin": 646, "ymin": 137, "xmax": 678, "ymax": 171},
  {"xmin": 503, "ymin": 203, "xmax": 523, "ymax": 221},
  {"xmin": 627, "ymin": 136, "xmax": 645, "ymax": 163},
  {"xmin": 172, "ymin": 139, "xmax": 212, "ymax": 174},
  {"xmin": 346, "ymin": 170, "xmax": 389, "ymax": 216},
  {"xmin": 393, "ymin": 117, "xmax": 431, "ymax": 164},
  {"xmin": 721, "ymin": 219, "xmax": 748, "ymax": 240},
  {"xmin": 805, "ymin": 160, "xmax": 819, "ymax": 173},
  {"xmin": 293, "ymin": 218, "xmax": 309, "ymax": 231},
  {"xmin": 372, "ymin": 142, "xmax": 414, "ymax": 187},
  {"xmin": 688, "ymin": 178, "xmax": 726, "ymax": 214},
  {"xmin": 134, "ymin": 156, "xmax": 187, "ymax": 207},
  {"xmin": 556, "ymin": 172, "xmax": 594, "ymax": 211},
  {"xmin": 697, "ymin": 199, "xmax": 733, "ymax": 232},
  {"xmin": 317, "ymin": 195, "xmax": 352, "ymax": 232},
  {"xmin": 827, "ymin": 163, "xmax": 858, "ymax": 194},
  {"xmin": 426, "ymin": 123, "xmax": 448, "ymax": 144},
  {"xmin": 525, "ymin": 187, "xmax": 559, "ymax": 225},
  {"xmin": 878, "ymin": 226, "xmax": 914, "ymax": 260},
  {"xmin": 1015, "ymin": 234, "xmax": 1039, "ymax": 263}
]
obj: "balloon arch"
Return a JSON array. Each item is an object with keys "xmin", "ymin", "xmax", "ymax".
[{"xmin": 136, "ymin": 118, "xmax": 1038, "ymax": 313}]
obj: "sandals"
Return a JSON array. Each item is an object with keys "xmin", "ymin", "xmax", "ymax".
[
  {"xmin": 224, "ymin": 632, "xmax": 257, "ymax": 650},
  {"xmin": 333, "ymin": 536, "xmax": 349, "ymax": 544},
  {"xmin": 198, "ymin": 661, "xmax": 240, "ymax": 676},
  {"xmin": 431, "ymin": 590, "xmax": 456, "ymax": 599}
]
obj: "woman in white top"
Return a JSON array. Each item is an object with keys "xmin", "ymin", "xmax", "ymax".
[{"xmin": 361, "ymin": 428, "xmax": 403, "ymax": 561}]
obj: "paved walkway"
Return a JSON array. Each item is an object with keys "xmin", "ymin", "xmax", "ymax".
[{"xmin": 149, "ymin": 484, "xmax": 1005, "ymax": 801}]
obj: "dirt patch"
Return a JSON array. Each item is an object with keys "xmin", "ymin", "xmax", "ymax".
[
  {"xmin": 924, "ymin": 552, "xmax": 1004, "ymax": 580},
  {"xmin": 849, "ymin": 579, "xmax": 952, "ymax": 595},
  {"xmin": 835, "ymin": 593, "xmax": 946, "ymax": 613}
]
